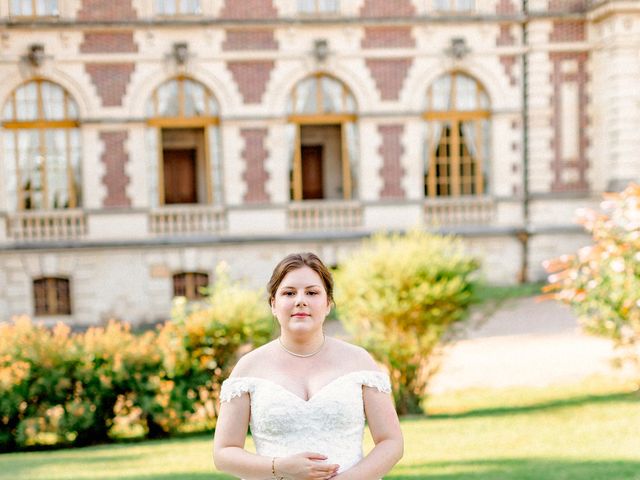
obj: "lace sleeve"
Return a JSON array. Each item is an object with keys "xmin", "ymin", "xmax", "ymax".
[
  {"xmin": 220, "ymin": 377, "xmax": 254, "ymax": 403},
  {"xmin": 355, "ymin": 370, "xmax": 392, "ymax": 394}
]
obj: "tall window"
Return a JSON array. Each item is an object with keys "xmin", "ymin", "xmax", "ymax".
[
  {"xmin": 33, "ymin": 277, "xmax": 71, "ymax": 316},
  {"xmin": 146, "ymin": 76, "xmax": 222, "ymax": 206},
  {"xmin": 424, "ymin": 72, "xmax": 490, "ymax": 197},
  {"xmin": 11, "ymin": 0, "xmax": 58, "ymax": 16},
  {"xmin": 434, "ymin": 0, "xmax": 474, "ymax": 12},
  {"xmin": 155, "ymin": 0, "xmax": 201, "ymax": 15},
  {"xmin": 2, "ymin": 80, "xmax": 81, "ymax": 210},
  {"xmin": 297, "ymin": 0, "xmax": 339, "ymax": 14},
  {"xmin": 173, "ymin": 272, "xmax": 209, "ymax": 300},
  {"xmin": 287, "ymin": 73, "xmax": 358, "ymax": 201}
]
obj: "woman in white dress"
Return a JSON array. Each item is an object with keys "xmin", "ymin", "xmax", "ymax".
[{"xmin": 213, "ymin": 252, "xmax": 403, "ymax": 480}]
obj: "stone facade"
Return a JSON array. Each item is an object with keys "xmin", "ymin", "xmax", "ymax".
[{"xmin": 0, "ymin": 0, "xmax": 638, "ymax": 325}]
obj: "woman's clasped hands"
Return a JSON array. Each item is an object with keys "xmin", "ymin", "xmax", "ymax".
[{"xmin": 275, "ymin": 451, "xmax": 340, "ymax": 480}]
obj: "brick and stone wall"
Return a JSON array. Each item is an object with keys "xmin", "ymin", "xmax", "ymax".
[
  {"xmin": 100, "ymin": 131, "xmax": 132, "ymax": 208},
  {"xmin": 241, "ymin": 128, "xmax": 270, "ymax": 204}
]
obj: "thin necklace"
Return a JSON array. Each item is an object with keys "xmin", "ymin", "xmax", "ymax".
[{"xmin": 278, "ymin": 333, "xmax": 326, "ymax": 358}]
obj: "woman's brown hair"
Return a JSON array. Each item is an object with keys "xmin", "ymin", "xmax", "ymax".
[{"xmin": 267, "ymin": 252, "xmax": 334, "ymax": 305}]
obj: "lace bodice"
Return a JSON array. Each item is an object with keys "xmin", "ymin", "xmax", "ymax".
[{"xmin": 220, "ymin": 370, "xmax": 391, "ymax": 475}]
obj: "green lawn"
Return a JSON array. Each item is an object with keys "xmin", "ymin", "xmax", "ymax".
[{"xmin": 1, "ymin": 376, "xmax": 638, "ymax": 480}]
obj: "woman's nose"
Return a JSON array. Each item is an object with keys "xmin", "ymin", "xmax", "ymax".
[{"xmin": 295, "ymin": 293, "xmax": 307, "ymax": 305}]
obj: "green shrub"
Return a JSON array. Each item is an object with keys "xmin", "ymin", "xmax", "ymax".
[
  {"xmin": 0, "ymin": 263, "xmax": 273, "ymax": 451},
  {"xmin": 544, "ymin": 183, "xmax": 640, "ymax": 375},
  {"xmin": 160, "ymin": 263, "xmax": 273, "ymax": 432},
  {"xmin": 335, "ymin": 230, "xmax": 480, "ymax": 414}
]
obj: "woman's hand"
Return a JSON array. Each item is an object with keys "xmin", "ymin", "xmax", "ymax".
[{"xmin": 276, "ymin": 452, "xmax": 340, "ymax": 480}]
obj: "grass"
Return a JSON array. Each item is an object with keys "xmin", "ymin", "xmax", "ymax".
[{"xmin": 0, "ymin": 376, "xmax": 638, "ymax": 480}]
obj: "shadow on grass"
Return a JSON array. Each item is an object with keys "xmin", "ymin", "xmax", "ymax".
[
  {"xmin": 388, "ymin": 458, "xmax": 640, "ymax": 480},
  {"xmin": 424, "ymin": 390, "xmax": 640, "ymax": 421},
  {"xmin": 0, "ymin": 434, "xmax": 234, "ymax": 480}
]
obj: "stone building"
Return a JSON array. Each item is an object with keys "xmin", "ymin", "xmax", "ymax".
[{"xmin": 0, "ymin": 0, "xmax": 638, "ymax": 325}]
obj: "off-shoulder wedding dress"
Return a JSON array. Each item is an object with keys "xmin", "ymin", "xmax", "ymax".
[{"xmin": 220, "ymin": 370, "xmax": 392, "ymax": 476}]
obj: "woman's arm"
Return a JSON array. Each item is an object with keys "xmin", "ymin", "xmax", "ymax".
[
  {"xmin": 332, "ymin": 385, "xmax": 404, "ymax": 480},
  {"xmin": 213, "ymin": 391, "xmax": 272, "ymax": 480}
]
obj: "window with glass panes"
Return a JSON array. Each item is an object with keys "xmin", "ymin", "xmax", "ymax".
[
  {"xmin": 172, "ymin": 272, "xmax": 209, "ymax": 300},
  {"xmin": 297, "ymin": 0, "xmax": 339, "ymax": 14},
  {"xmin": 33, "ymin": 277, "xmax": 71, "ymax": 316},
  {"xmin": 424, "ymin": 72, "xmax": 490, "ymax": 197},
  {"xmin": 146, "ymin": 76, "xmax": 222, "ymax": 206},
  {"xmin": 11, "ymin": 0, "xmax": 58, "ymax": 16},
  {"xmin": 287, "ymin": 73, "xmax": 358, "ymax": 201},
  {"xmin": 2, "ymin": 80, "xmax": 81, "ymax": 210},
  {"xmin": 434, "ymin": 0, "xmax": 474, "ymax": 12},
  {"xmin": 155, "ymin": 0, "xmax": 201, "ymax": 15}
]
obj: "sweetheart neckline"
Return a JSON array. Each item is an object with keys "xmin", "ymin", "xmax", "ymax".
[{"xmin": 230, "ymin": 369, "xmax": 384, "ymax": 403}]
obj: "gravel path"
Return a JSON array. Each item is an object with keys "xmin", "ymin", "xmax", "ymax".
[
  {"xmin": 326, "ymin": 297, "xmax": 636, "ymax": 393},
  {"xmin": 428, "ymin": 297, "xmax": 635, "ymax": 393}
]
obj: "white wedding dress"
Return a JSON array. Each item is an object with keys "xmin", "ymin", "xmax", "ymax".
[{"xmin": 220, "ymin": 370, "xmax": 392, "ymax": 476}]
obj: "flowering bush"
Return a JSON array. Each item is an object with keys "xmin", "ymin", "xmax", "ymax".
[
  {"xmin": 335, "ymin": 230, "xmax": 480, "ymax": 414},
  {"xmin": 0, "ymin": 263, "xmax": 272, "ymax": 450},
  {"xmin": 544, "ymin": 184, "xmax": 640, "ymax": 373}
]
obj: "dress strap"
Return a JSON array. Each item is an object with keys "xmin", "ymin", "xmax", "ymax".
[
  {"xmin": 220, "ymin": 377, "xmax": 254, "ymax": 403},
  {"xmin": 353, "ymin": 370, "xmax": 392, "ymax": 394}
]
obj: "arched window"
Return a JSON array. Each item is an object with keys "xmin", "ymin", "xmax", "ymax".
[
  {"xmin": 155, "ymin": 0, "xmax": 201, "ymax": 15},
  {"xmin": 146, "ymin": 76, "xmax": 222, "ymax": 206},
  {"xmin": 33, "ymin": 277, "xmax": 71, "ymax": 316},
  {"xmin": 172, "ymin": 272, "xmax": 209, "ymax": 300},
  {"xmin": 424, "ymin": 72, "xmax": 490, "ymax": 197},
  {"xmin": 2, "ymin": 80, "xmax": 81, "ymax": 210},
  {"xmin": 11, "ymin": 0, "xmax": 59, "ymax": 16},
  {"xmin": 287, "ymin": 73, "xmax": 358, "ymax": 201}
]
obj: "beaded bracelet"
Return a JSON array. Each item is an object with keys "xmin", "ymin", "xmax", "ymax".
[{"xmin": 271, "ymin": 457, "xmax": 284, "ymax": 480}]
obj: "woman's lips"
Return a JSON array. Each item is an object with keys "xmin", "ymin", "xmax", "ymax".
[{"xmin": 292, "ymin": 313, "xmax": 310, "ymax": 317}]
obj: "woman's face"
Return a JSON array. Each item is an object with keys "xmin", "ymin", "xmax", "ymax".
[{"xmin": 271, "ymin": 266, "xmax": 331, "ymax": 335}]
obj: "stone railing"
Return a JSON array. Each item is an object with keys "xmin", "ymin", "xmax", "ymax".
[
  {"xmin": 288, "ymin": 200, "xmax": 363, "ymax": 231},
  {"xmin": 424, "ymin": 196, "xmax": 496, "ymax": 227},
  {"xmin": 149, "ymin": 205, "xmax": 227, "ymax": 236},
  {"xmin": 7, "ymin": 209, "xmax": 87, "ymax": 242}
]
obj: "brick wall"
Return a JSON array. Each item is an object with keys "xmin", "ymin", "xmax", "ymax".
[
  {"xmin": 80, "ymin": 31, "xmax": 138, "ymax": 54},
  {"xmin": 548, "ymin": 0, "xmax": 587, "ymax": 13},
  {"xmin": 241, "ymin": 129, "xmax": 270, "ymax": 203},
  {"xmin": 549, "ymin": 52, "xmax": 589, "ymax": 192},
  {"xmin": 222, "ymin": 29, "xmax": 278, "ymax": 51},
  {"xmin": 227, "ymin": 61, "xmax": 275, "ymax": 104},
  {"xmin": 496, "ymin": 0, "xmax": 517, "ymax": 14},
  {"xmin": 85, "ymin": 63, "xmax": 135, "ymax": 107},
  {"xmin": 550, "ymin": 21, "xmax": 586, "ymax": 43},
  {"xmin": 496, "ymin": 25, "xmax": 516, "ymax": 46},
  {"xmin": 100, "ymin": 131, "xmax": 131, "ymax": 207},
  {"xmin": 365, "ymin": 58, "xmax": 412, "ymax": 101},
  {"xmin": 362, "ymin": 27, "xmax": 415, "ymax": 49},
  {"xmin": 378, "ymin": 125, "xmax": 406, "ymax": 199},
  {"xmin": 500, "ymin": 56, "xmax": 518, "ymax": 86},
  {"xmin": 219, "ymin": 0, "xmax": 277, "ymax": 19},
  {"xmin": 78, "ymin": 0, "xmax": 137, "ymax": 21},
  {"xmin": 359, "ymin": 0, "xmax": 415, "ymax": 17}
]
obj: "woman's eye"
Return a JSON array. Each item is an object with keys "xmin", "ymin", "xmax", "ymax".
[
  {"xmin": 307, "ymin": 291, "xmax": 318, "ymax": 295},
  {"xmin": 283, "ymin": 291, "xmax": 294, "ymax": 296}
]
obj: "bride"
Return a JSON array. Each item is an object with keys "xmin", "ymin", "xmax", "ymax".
[{"xmin": 213, "ymin": 252, "xmax": 403, "ymax": 479}]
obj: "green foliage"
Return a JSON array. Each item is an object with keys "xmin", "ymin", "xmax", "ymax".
[
  {"xmin": 334, "ymin": 230, "xmax": 480, "ymax": 414},
  {"xmin": 544, "ymin": 184, "xmax": 640, "ymax": 374},
  {"xmin": 157, "ymin": 263, "xmax": 272, "ymax": 435},
  {"xmin": 0, "ymin": 263, "xmax": 272, "ymax": 451}
]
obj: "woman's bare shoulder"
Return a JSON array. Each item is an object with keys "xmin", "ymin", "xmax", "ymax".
[
  {"xmin": 229, "ymin": 340, "xmax": 277, "ymax": 378},
  {"xmin": 328, "ymin": 337, "xmax": 381, "ymax": 372}
]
